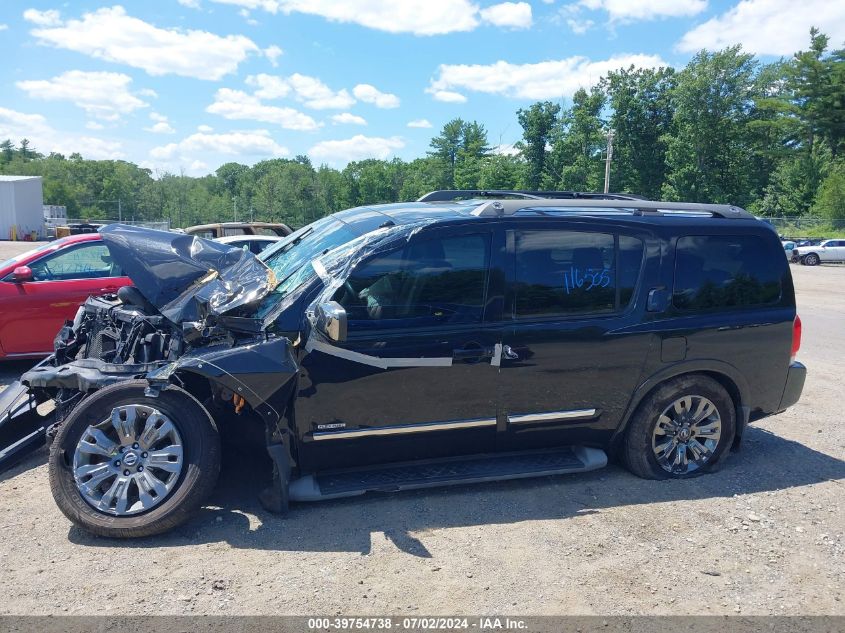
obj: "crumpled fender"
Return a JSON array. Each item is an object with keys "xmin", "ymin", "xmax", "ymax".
[{"xmin": 147, "ymin": 336, "xmax": 298, "ymax": 425}]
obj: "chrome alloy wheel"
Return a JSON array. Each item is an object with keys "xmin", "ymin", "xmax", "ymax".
[
  {"xmin": 651, "ymin": 395, "xmax": 722, "ymax": 475},
  {"xmin": 72, "ymin": 404, "xmax": 184, "ymax": 516}
]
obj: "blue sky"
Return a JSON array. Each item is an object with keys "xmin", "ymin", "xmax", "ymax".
[{"xmin": 1, "ymin": 0, "xmax": 844, "ymax": 175}]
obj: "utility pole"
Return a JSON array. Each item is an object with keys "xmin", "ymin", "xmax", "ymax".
[
  {"xmin": 233, "ymin": 196, "xmax": 238, "ymax": 222},
  {"xmin": 603, "ymin": 129, "xmax": 615, "ymax": 194},
  {"xmin": 118, "ymin": 198, "xmax": 122, "ymax": 222}
]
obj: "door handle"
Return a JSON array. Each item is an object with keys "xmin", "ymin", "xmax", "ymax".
[
  {"xmin": 502, "ymin": 344, "xmax": 519, "ymax": 360},
  {"xmin": 453, "ymin": 342, "xmax": 493, "ymax": 362}
]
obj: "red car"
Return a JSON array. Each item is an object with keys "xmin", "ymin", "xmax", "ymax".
[{"xmin": 0, "ymin": 234, "xmax": 131, "ymax": 359}]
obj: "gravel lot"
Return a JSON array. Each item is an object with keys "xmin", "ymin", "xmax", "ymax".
[{"xmin": 0, "ymin": 239, "xmax": 842, "ymax": 616}]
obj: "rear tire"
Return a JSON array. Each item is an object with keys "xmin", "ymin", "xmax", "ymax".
[
  {"xmin": 48, "ymin": 380, "xmax": 221, "ymax": 538},
  {"xmin": 624, "ymin": 375, "xmax": 735, "ymax": 479}
]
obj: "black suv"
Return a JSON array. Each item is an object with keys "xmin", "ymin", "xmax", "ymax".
[{"xmin": 1, "ymin": 190, "xmax": 806, "ymax": 537}]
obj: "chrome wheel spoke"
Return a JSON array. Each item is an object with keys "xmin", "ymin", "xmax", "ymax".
[
  {"xmin": 139, "ymin": 415, "xmax": 176, "ymax": 450},
  {"xmin": 147, "ymin": 445, "xmax": 183, "ymax": 472},
  {"xmin": 77, "ymin": 428, "xmax": 118, "ymax": 457},
  {"xmin": 110, "ymin": 407, "xmax": 137, "ymax": 444},
  {"xmin": 692, "ymin": 398, "xmax": 715, "ymax": 423},
  {"xmin": 688, "ymin": 439, "xmax": 712, "ymax": 463},
  {"xmin": 76, "ymin": 463, "xmax": 114, "ymax": 492},
  {"xmin": 673, "ymin": 396, "xmax": 692, "ymax": 416},
  {"xmin": 654, "ymin": 414, "xmax": 674, "ymax": 436},
  {"xmin": 694, "ymin": 421, "xmax": 720, "ymax": 437}
]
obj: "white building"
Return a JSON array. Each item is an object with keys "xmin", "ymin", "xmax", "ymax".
[{"xmin": 0, "ymin": 175, "xmax": 44, "ymax": 240}]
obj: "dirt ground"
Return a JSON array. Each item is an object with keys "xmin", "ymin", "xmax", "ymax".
[{"xmin": 0, "ymin": 239, "xmax": 842, "ymax": 616}]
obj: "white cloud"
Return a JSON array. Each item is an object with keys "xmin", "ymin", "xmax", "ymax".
[
  {"xmin": 245, "ymin": 73, "xmax": 355, "ymax": 109},
  {"xmin": 206, "ymin": 88, "xmax": 321, "ymax": 130},
  {"xmin": 407, "ymin": 118, "xmax": 433, "ymax": 128},
  {"xmin": 0, "ymin": 24, "xmax": 8, "ymax": 31},
  {"xmin": 479, "ymin": 2, "xmax": 533, "ymax": 29},
  {"xmin": 263, "ymin": 44, "xmax": 283, "ymax": 66},
  {"xmin": 309, "ymin": 134, "xmax": 405, "ymax": 164},
  {"xmin": 246, "ymin": 73, "xmax": 291, "ymax": 99},
  {"xmin": 429, "ymin": 53, "xmax": 668, "ymax": 100},
  {"xmin": 677, "ymin": 0, "xmax": 845, "ymax": 56},
  {"xmin": 288, "ymin": 73, "xmax": 355, "ymax": 109},
  {"xmin": 208, "ymin": 0, "xmax": 535, "ymax": 35},
  {"xmin": 16, "ymin": 70, "xmax": 151, "ymax": 121},
  {"xmin": 352, "ymin": 83, "xmax": 400, "ymax": 109},
  {"xmin": 492, "ymin": 143, "xmax": 521, "ymax": 156},
  {"xmin": 25, "ymin": 6, "xmax": 259, "ymax": 81},
  {"xmin": 151, "ymin": 129, "xmax": 289, "ymax": 160},
  {"xmin": 85, "ymin": 121, "xmax": 105, "ymax": 130},
  {"xmin": 197, "ymin": 124, "xmax": 214, "ymax": 132},
  {"xmin": 146, "ymin": 122, "xmax": 176, "ymax": 134},
  {"xmin": 178, "ymin": 0, "xmax": 202, "ymax": 8},
  {"xmin": 22, "ymin": 9, "xmax": 62, "ymax": 26},
  {"xmin": 567, "ymin": 17, "xmax": 594, "ymax": 34},
  {"xmin": 427, "ymin": 89, "xmax": 468, "ymax": 103},
  {"xmin": 0, "ymin": 106, "xmax": 124, "ymax": 159},
  {"xmin": 145, "ymin": 113, "xmax": 176, "ymax": 134},
  {"xmin": 331, "ymin": 112, "xmax": 367, "ymax": 125},
  {"xmin": 578, "ymin": 0, "xmax": 707, "ymax": 22}
]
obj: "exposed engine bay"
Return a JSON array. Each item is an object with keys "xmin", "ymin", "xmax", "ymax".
[{"xmin": 1, "ymin": 224, "xmax": 300, "ymax": 472}]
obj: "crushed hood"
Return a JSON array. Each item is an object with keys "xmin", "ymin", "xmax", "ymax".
[{"xmin": 99, "ymin": 224, "xmax": 277, "ymax": 323}]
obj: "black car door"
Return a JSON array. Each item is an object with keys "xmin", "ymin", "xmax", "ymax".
[
  {"xmin": 496, "ymin": 221, "xmax": 655, "ymax": 451},
  {"xmin": 295, "ymin": 224, "xmax": 506, "ymax": 472}
]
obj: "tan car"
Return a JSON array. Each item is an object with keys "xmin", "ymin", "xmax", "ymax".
[{"xmin": 184, "ymin": 221, "xmax": 292, "ymax": 239}]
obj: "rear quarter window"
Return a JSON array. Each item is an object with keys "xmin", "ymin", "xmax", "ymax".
[{"xmin": 673, "ymin": 235, "xmax": 782, "ymax": 311}]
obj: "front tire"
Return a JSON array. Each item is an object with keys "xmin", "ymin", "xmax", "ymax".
[
  {"xmin": 804, "ymin": 252, "xmax": 820, "ymax": 266},
  {"xmin": 49, "ymin": 380, "xmax": 221, "ymax": 538},
  {"xmin": 624, "ymin": 375, "xmax": 735, "ymax": 479}
]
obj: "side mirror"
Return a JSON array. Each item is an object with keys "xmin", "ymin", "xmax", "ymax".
[
  {"xmin": 11, "ymin": 266, "xmax": 33, "ymax": 282},
  {"xmin": 315, "ymin": 301, "xmax": 347, "ymax": 343}
]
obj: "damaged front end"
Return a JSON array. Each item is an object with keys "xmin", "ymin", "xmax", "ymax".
[{"xmin": 1, "ymin": 224, "xmax": 299, "ymax": 472}]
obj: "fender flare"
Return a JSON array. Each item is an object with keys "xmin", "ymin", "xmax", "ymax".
[{"xmin": 609, "ymin": 359, "xmax": 750, "ymax": 449}]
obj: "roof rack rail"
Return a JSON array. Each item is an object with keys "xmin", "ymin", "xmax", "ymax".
[
  {"xmin": 470, "ymin": 198, "xmax": 755, "ymax": 220},
  {"xmin": 417, "ymin": 189, "xmax": 641, "ymax": 203}
]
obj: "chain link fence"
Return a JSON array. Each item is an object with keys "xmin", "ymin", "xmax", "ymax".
[
  {"xmin": 763, "ymin": 217, "xmax": 845, "ymax": 239},
  {"xmin": 45, "ymin": 218, "xmax": 171, "ymax": 238}
]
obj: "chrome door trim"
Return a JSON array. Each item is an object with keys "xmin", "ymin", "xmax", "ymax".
[
  {"xmin": 508, "ymin": 409, "xmax": 597, "ymax": 425},
  {"xmin": 312, "ymin": 417, "xmax": 497, "ymax": 441}
]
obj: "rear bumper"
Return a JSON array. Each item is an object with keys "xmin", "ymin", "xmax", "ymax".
[{"xmin": 779, "ymin": 361, "xmax": 806, "ymax": 411}]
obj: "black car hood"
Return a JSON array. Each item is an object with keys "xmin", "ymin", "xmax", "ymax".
[{"xmin": 99, "ymin": 224, "xmax": 277, "ymax": 323}]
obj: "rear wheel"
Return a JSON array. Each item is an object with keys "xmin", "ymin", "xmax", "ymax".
[
  {"xmin": 624, "ymin": 375, "xmax": 735, "ymax": 479},
  {"xmin": 804, "ymin": 252, "xmax": 820, "ymax": 266},
  {"xmin": 49, "ymin": 380, "xmax": 220, "ymax": 537}
]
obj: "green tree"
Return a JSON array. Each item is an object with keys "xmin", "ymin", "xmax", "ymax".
[
  {"xmin": 548, "ymin": 86, "xmax": 606, "ymax": 191},
  {"xmin": 602, "ymin": 66, "xmax": 675, "ymax": 198},
  {"xmin": 517, "ymin": 101, "xmax": 560, "ymax": 189},
  {"xmin": 662, "ymin": 47, "xmax": 759, "ymax": 205},
  {"xmin": 812, "ymin": 160, "xmax": 845, "ymax": 219}
]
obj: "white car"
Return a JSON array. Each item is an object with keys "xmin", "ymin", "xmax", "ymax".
[
  {"xmin": 782, "ymin": 240, "xmax": 796, "ymax": 258},
  {"xmin": 793, "ymin": 239, "xmax": 845, "ymax": 266},
  {"xmin": 214, "ymin": 234, "xmax": 283, "ymax": 255}
]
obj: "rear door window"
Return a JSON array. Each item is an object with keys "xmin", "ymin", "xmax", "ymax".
[
  {"xmin": 673, "ymin": 235, "xmax": 782, "ymax": 310},
  {"xmin": 512, "ymin": 230, "xmax": 644, "ymax": 318}
]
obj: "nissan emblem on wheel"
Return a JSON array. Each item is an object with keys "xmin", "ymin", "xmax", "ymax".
[{"xmin": 0, "ymin": 190, "xmax": 806, "ymax": 538}]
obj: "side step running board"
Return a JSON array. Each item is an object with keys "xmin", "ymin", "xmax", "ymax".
[{"xmin": 288, "ymin": 446, "xmax": 607, "ymax": 502}]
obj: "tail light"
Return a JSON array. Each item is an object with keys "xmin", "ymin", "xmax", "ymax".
[{"xmin": 791, "ymin": 315, "xmax": 802, "ymax": 362}]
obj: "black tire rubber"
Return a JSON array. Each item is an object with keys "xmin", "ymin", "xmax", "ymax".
[
  {"xmin": 623, "ymin": 374, "xmax": 736, "ymax": 480},
  {"xmin": 804, "ymin": 252, "xmax": 820, "ymax": 266},
  {"xmin": 48, "ymin": 380, "xmax": 221, "ymax": 538}
]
